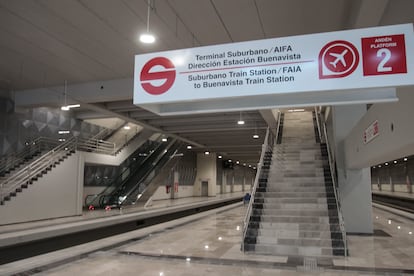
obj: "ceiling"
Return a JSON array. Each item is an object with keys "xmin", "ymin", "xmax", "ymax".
[{"xmin": 1, "ymin": 0, "xmax": 413, "ymax": 165}]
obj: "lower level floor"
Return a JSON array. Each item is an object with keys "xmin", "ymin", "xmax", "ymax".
[{"xmin": 1, "ymin": 198, "xmax": 413, "ymax": 275}]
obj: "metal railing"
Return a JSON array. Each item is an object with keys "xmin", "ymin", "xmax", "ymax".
[
  {"xmin": 242, "ymin": 114, "xmax": 280, "ymax": 250},
  {"xmin": 77, "ymin": 137, "xmax": 116, "ymax": 155},
  {"xmin": 0, "ymin": 128, "xmax": 145, "ymax": 204},
  {"xmin": 315, "ymin": 109, "xmax": 348, "ymax": 256},
  {"xmin": 0, "ymin": 137, "xmax": 60, "ymax": 176},
  {"xmin": 0, "ymin": 137, "xmax": 77, "ymax": 204}
]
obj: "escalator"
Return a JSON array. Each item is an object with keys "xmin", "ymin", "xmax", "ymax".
[
  {"xmin": 121, "ymin": 140, "xmax": 183, "ymax": 207},
  {"xmin": 85, "ymin": 138, "xmax": 162, "ymax": 207},
  {"xmin": 85, "ymin": 138, "xmax": 181, "ymax": 208}
]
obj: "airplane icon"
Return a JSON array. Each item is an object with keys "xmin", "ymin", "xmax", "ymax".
[{"xmin": 329, "ymin": 49, "xmax": 348, "ymax": 68}]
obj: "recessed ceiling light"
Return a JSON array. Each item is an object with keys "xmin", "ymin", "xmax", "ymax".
[
  {"xmin": 237, "ymin": 120, "xmax": 245, "ymax": 125},
  {"xmin": 236, "ymin": 161, "xmax": 240, "ymax": 164},
  {"xmin": 253, "ymin": 134, "xmax": 259, "ymax": 139},
  {"xmin": 228, "ymin": 159, "xmax": 232, "ymax": 162},
  {"xmin": 404, "ymin": 157, "xmax": 408, "ymax": 161},
  {"xmin": 385, "ymin": 162, "xmax": 389, "ymax": 166},
  {"xmin": 218, "ymin": 155, "xmax": 222, "ymax": 159},
  {"xmin": 394, "ymin": 160, "xmax": 397, "ymax": 164},
  {"xmin": 162, "ymin": 138, "xmax": 167, "ymax": 142},
  {"xmin": 204, "ymin": 151, "xmax": 210, "ymax": 155},
  {"xmin": 123, "ymin": 125, "xmax": 131, "ymax": 130},
  {"xmin": 187, "ymin": 145, "xmax": 192, "ymax": 149}
]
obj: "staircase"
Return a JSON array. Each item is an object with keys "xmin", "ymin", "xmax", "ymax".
[
  {"xmin": 0, "ymin": 137, "xmax": 76, "ymax": 205},
  {"xmin": 243, "ymin": 111, "xmax": 345, "ymax": 257}
]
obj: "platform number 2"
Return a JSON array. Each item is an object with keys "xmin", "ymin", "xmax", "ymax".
[
  {"xmin": 376, "ymin": 48, "xmax": 392, "ymax": 72},
  {"xmin": 362, "ymin": 35, "xmax": 407, "ymax": 76}
]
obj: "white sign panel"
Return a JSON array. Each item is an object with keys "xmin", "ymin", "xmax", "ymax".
[{"xmin": 134, "ymin": 24, "xmax": 414, "ymax": 115}]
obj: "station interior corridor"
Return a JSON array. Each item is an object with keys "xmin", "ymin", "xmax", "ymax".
[{"xmin": 1, "ymin": 1, "xmax": 414, "ymax": 275}]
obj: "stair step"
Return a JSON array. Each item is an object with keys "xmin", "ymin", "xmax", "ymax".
[
  {"xmin": 256, "ymin": 237, "xmax": 336, "ymax": 247},
  {"xmin": 258, "ymin": 222, "xmax": 342, "ymax": 232},
  {"xmin": 257, "ymin": 229, "xmax": 335, "ymax": 239},
  {"xmin": 253, "ymin": 203, "xmax": 335, "ymax": 210},
  {"xmin": 253, "ymin": 209, "xmax": 333, "ymax": 217},
  {"xmin": 263, "ymin": 198, "xmax": 329, "ymax": 204},
  {"xmin": 255, "ymin": 192, "xmax": 328, "ymax": 198},
  {"xmin": 252, "ymin": 243, "xmax": 336, "ymax": 257},
  {"xmin": 258, "ymin": 216, "xmax": 330, "ymax": 224}
]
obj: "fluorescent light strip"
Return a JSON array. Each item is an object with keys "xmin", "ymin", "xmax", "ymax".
[
  {"xmin": 61, "ymin": 104, "xmax": 80, "ymax": 111},
  {"xmin": 58, "ymin": 130, "xmax": 70, "ymax": 134}
]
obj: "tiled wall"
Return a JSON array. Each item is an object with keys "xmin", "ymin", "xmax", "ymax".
[{"xmin": 0, "ymin": 97, "xmax": 103, "ymax": 155}]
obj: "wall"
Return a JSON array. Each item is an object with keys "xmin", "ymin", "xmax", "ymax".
[
  {"xmin": 151, "ymin": 185, "xmax": 194, "ymax": 201},
  {"xmin": 0, "ymin": 98, "xmax": 103, "ymax": 155},
  {"xmin": 345, "ymin": 87, "xmax": 414, "ymax": 169},
  {"xmin": 0, "ymin": 152, "xmax": 84, "ymax": 225}
]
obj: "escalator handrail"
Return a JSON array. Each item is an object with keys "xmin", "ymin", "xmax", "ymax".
[{"xmin": 120, "ymin": 140, "xmax": 181, "ymax": 206}]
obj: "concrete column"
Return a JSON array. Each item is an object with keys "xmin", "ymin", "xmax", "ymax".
[
  {"xmin": 333, "ymin": 105, "xmax": 373, "ymax": 234},
  {"xmin": 171, "ymin": 171, "xmax": 179, "ymax": 199},
  {"xmin": 242, "ymin": 171, "xmax": 246, "ymax": 192},
  {"xmin": 194, "ymin": 152, "xmax": 217, "ymax": 197}
]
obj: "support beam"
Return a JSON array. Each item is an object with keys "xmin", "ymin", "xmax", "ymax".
[
  {"xmin": 81, "ymin": 102, "xmax": 205, "ymax": 148},
  {"xmin": 259, "ymin": 109, "xmax": 279, "ymax": 135}
]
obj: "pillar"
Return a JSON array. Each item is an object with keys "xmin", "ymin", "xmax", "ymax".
[
  {"xmin": 194, "ymin": 152, "xmax": 217, "ymax": 196},
  {"xmin": 332, "ymin": 105, "xmax": 373, "ymax": 234}
]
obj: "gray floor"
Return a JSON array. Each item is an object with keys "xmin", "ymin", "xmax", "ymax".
[{"xmin": 2, "ymin": 200, "xmax": 413, "ymax": 275}]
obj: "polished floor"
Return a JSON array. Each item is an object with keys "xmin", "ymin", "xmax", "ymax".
[{"xmin": 2, "ymin": 201, "xmax": 413, "ymax": 275}]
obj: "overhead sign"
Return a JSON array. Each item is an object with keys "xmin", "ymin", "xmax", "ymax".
[{"xmin": 134, "ymin": 24, "xmax": 413, "ymax": 115}]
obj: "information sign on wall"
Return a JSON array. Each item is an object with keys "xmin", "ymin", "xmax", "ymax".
[
  {"xmin": 134, "ymin": 24, "xmax": 414, "ymax": 115},
  {"xmin": 363, "ymin": 120, "xmax": 379, "ymax": 144}
]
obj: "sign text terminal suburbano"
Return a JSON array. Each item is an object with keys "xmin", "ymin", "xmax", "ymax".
[{"xmin": 185, "ymin": 45, "xmax": 302, "ymax": 89}]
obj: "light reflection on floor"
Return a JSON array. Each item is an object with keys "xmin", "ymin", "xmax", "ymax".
[{"xmin": 39, "ymin": 205, "xmax": 414, "ymax": 276}]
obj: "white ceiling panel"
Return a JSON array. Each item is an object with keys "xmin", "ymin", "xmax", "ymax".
[
  {"xmin": 2, "ymin": 0, "xmax": 127, "ymax": 76},
  {"xmin": 38, "ymin": 0, "xmax": 136, "ymax": 73},
  {"xmin": 381, "ymin": 0, "xmax": 414, "ymax": 25},
  {"xmin": 0, "ymin": 5, "xmax": 114, "ymax": 81},
  {"xmin": 212, "ymin": 0, "xmax": 265, "ymax": 42},
  {"xmin": 79, "ymin": 0, "xmax": 165, "ymax": 53},
  {"xmin": 257, "ymin": 0, "xmax": 350, "ymax": 38},
  {"xmin": 168, "ymin": 0, "xmax": 231, "ymax": 45}
]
